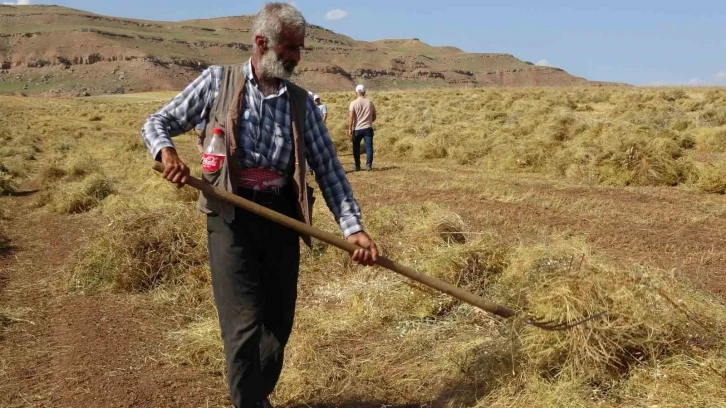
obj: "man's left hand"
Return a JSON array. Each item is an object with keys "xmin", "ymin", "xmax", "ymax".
[{"xmin": 347, "ymin": 231, "xmax": 378, "ymax": 266}]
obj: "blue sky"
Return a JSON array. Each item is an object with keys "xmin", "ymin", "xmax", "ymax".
[{"xmin": 9, "ymin": 0, "xmax": 726, "ymax": 86}]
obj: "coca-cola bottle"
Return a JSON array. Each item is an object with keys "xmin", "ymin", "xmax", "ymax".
[{"xmin": 201, "ymin": 127, "xmax": 226, "ymax": 172}]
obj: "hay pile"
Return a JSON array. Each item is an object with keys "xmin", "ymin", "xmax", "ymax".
[
  {"xmin": 67, "ymin": 200, "xmax": 208, "ymax": 293},
  {"xmin": 0, "ymin": 167, "xmax": 16, "ymax": 196},
  {"xmin": 30, "ymin": 139, "xmax": 118, "ymax": 214},
  {"xmin": 696, "ymin": 161, "xmax": 726, "ymax": 194},
  {"xmin": 52, "ymin": 172, "xmax": 116, "ymax": 214},
  {"xmin": 480, "ymin": 240, "xmax": 726, "ymax": 407},
  {"xmin": 0, "ymin": 113, "xmax": 37, "ymax": 195}
]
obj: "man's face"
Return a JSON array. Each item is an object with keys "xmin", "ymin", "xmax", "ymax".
[
  {"xmin": 257, "ymin": 28, "xmax": 304, "ymax": 80},
  {"xmin": 314, "ymin": 98, "xmax": 320, "ymax": 105}
]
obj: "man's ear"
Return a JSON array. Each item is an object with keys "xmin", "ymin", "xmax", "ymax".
[{"xmin": 254, "ymin": 34, "xmax": 267, "ymax": 52}]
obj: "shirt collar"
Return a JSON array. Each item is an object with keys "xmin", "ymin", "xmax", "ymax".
[{"xmin": 244, "ymin": 58, "xmax": 288, "ymax": 98}]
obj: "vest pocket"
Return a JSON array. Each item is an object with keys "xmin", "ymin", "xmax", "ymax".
[
  {"xmin": 201, "ymin": 167, "xmax": 224, "ymax": 185},
  {"xmin": 199, "ymin": 167, "xmax": 224, "ymax": 216}
]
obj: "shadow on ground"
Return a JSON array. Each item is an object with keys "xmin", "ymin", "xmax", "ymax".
[{"xmin": 344, "ymin": 166, "xmax": 400, "ymax": 175}]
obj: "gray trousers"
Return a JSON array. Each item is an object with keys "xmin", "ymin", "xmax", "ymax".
[{"xmin": 207, "ymin": 191, "xmax": 300, "ymax": 408}]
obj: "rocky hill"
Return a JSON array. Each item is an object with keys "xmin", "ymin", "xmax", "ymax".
[{"xmin": 0, "ymin": 5, "xmax": 620, "ymax": 96}]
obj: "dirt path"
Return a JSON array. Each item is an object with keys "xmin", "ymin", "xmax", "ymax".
[{"xmin": 0, "ymin": 189, "xmax": 229, "ymax": 407}]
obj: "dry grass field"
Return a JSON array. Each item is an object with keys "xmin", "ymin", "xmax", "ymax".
[{"xmin": 1, "ymin": 86, "xmax": 725, "ymax": 407}]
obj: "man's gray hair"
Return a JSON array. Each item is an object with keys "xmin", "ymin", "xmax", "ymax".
[{"xmin": 252, "ymin": 3, "xmax": 306, "ymax": 48}]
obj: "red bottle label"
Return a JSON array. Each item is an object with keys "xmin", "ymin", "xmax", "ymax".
[{"xmin": 202, "ymin": 154, "xmax": 225, "ymax": 172}]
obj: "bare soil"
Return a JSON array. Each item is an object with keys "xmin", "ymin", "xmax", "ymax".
[{"xmin": 0, "ymin": 187, "xmax": 229, "ymax": 407}]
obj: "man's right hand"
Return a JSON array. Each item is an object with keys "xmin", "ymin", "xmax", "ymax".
[{"xmin": 160, "ymin": 147, "xmax": 190, "ymax": 188}]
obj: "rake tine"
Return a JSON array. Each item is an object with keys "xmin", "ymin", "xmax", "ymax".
[
  {"xmin": 526, "ymin": 318, "xmax": 571, "ymax": 331},
  {"xmin": 523, "ymin": 310, "xmax": 606, "ymax": 331}
]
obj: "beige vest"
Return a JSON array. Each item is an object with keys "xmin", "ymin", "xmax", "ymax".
[{"xmin": 197, "ymin": 64, "xmax": 315, "ymax": 247}]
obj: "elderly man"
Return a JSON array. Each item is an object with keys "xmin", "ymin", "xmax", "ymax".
[
  {"xmin": 141, "ymin": 3, "xmax": 378, "ymax": 407},
  {"xmin": 348, "ymin": 84, "xmax": 377, "ymax": 171}
]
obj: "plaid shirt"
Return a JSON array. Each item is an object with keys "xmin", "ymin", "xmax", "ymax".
[{"xmin": 141, "ymin": 60, "xmax": 363, "ymax": 237}]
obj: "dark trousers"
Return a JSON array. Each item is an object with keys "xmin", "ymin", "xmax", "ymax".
[
  {"xmin": 352, "ymin": 127, "xmax": 374, "ymax": 169},
  {"xmin": 207, "ymin": 190, "xmax": 300, "ymax": 408}
]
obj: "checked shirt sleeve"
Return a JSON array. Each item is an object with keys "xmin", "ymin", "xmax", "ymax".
[
  {"xmin": 303, "ymin": 98, "xmax": 364, "ymax": 238},
  {"xmin": 141, "ymin": 66, "xmax": 222, "ymax": 160}
]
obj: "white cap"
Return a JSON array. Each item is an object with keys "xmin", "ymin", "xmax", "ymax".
[
  {"xmin": 313, "ymin": 94, "xmax": 320, "ymax": 100},
  {"xmin": 355, "ymin": 84, "xmax": 366, "ymax": 93}
]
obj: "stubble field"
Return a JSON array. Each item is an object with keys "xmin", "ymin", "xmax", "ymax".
[{"xmin": 1, "ymin": 86, "xmax": 725, "ymax": 407}]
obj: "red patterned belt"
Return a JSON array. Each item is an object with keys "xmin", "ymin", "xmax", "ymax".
[{"xmin": 238, "ymin": 168, "xmax": 287, "ymax": 191}]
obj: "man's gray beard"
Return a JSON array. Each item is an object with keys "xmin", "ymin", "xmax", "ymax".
[{"xmin": 258, "ymin": 50, "xmax": 295, "ymax": 81}]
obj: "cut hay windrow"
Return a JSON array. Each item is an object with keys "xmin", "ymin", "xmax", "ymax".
[
  {"xmin": 52, "ymin": 172, "xmax": 116, "ymax": 214},
  {"xmin": 67, "ymin": 200, "xmax": 208, "ymax": 293},
  {"xmin": 164, "ymin": 202, "xmax": 726, "ymax": 407}
]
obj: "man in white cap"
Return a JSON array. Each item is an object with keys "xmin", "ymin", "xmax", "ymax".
[
  {"xmin": 313, "ymin": 94, "xmax": 327, "ymax": 123},
  {"xmin": 348, "ymin": 84, "xmax": 376, "ymax": 171}
]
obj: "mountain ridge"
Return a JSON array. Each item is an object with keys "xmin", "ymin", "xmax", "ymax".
[{"xmin": 0, "ymin": 5, "xmax": 625, "ymax": 96}]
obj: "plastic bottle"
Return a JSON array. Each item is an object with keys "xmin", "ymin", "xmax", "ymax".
[{"xmin": 201, "ymin": 127, "xmax": 226, "ymax": 172}]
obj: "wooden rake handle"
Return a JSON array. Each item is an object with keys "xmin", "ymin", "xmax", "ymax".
[{"xmin": 152, "ymin": 162, "xmax": 516, "ymax": 319}]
